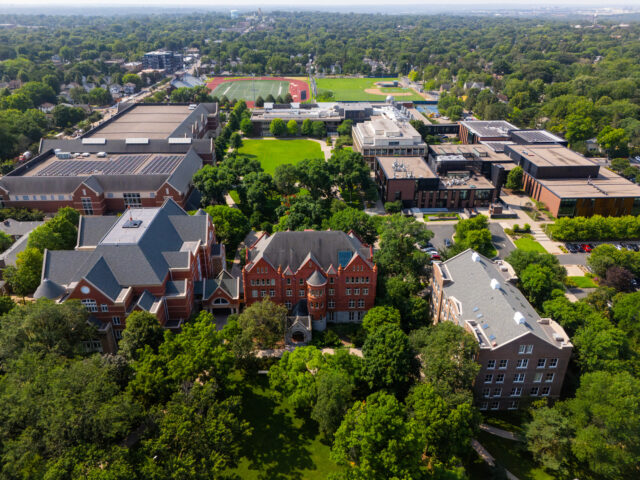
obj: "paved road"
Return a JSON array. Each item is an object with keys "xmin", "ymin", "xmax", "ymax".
[
  {"xmin": 489, "ymin": 223, "xmax": 515, "ymax": 259},
  {"xmin": 557, "ymin": 253, "xmax": 589, "ymax": 266}
]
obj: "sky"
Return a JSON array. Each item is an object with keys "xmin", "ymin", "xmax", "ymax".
[{"xmin": 0, "ymin": 0, "xmax": 625, "ymax": 7}]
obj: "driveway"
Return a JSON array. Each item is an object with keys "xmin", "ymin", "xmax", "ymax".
[
  {"xmin": 489, "ymin": 223, "xmax": 515, "ymax": 259},
  {"xmin": 557, "ymin": 253, "xmax": 589, "ymax": 266}
]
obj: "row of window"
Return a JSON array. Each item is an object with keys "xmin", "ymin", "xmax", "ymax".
[
  {"xmin": 480, "ymin": 400, "xmax": 521, "ymax": 411},
  {"xmin": 484, "ymin": 372, "xmax": 555, "ymax": 384},
  {"xmin": 282, "ymin": 299, "xmax": 365, "ymax": 309},
  {"xmin": 251, "ymin": 276, "xmax": 371, "ymax": 286},
  {"xmin": 486, "ymin": 358, "xmax": 559, "ymax": 370},
  {"xmin": 13, "ymin": 192, "xmax": 148, "ymax": 203},
  {"xmin": 482, "ymin": 386, "xmax": 551, "ymax": 398}
]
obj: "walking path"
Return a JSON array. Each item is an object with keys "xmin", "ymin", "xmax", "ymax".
[
  {"xmin": 306, "ymin": 137, "xmax": 333, "ymax": 160},
  {"xmin": 479, "ymin": 423, "xmax": 523, "ymax": 442}
]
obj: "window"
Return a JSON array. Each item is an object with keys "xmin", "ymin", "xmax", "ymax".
[
  {"xmin": 299, "ymin": 290, "xmax": 305, "ymax": 297},
  {"xmin": 348, "ymin": 312, "xmax": 355, "ymax": 321},
  {"xmin": 329, "ymin": 289, "xmax": 335, "ymax": 296},
  {"xmin": 357, "ymin": 311, "xmax": 365, "ymax": 321},
  {"xmin": 100, "ymin": 304, "xmax": 109, "ymax": 312},
  {"xmin": 346, "ymin": 288, "xmax": 351, "ymax": 295},
  {"xmin": 286, "ymin": 278, "xmax": 291, "ymax": 285},
  {"xmin": 112, "ymin": 316, "xmax": 121, "ymax": 325},
  {"xmin": 514, "ymin": 373, "xmax": 525, "ymax": 383},
  {"xmin": 510, "ymin": 387, "xmax": 522, "ymax": 397},
  {"xmin": 270, "ymin": 290, "xmax": 275, "ymax": 297},
  {"xmin": 354, "ymin": 288, "xmax": 360, "ymax": 295},
  {"xmin": 541, "ymin": 387, "xmax": 550, "ymax": 396},
  {"xmin": 498, "ymin": 359, "xmax": 508, "ymax": 369},
  {"xmin": 285, "ymin": 301, "xmax": 292, "ymax": 309},
  {"xmin": 495, "ymin": 374, "xmax": 504, "ymax": 383},
  {"xmin": 286, "ymin": 289, "xmax": 292, "ymax": 297},
  {"xmin": 81, "ymin": 299, "xmax": 98, "ymax": 312},
  {"xmin": 81, "ymin": 198, "xmax": 93, "ymax": 215},
  {"xmin": 487, "ymin": 360, "xmax": 496, "ymax": 369},
  {"xmin": 518, "ymin": 344, "xmax": 533, "ymax": 354},
  {"xmin": 484, "ymin": 374, "xmax": 493, "ymax": 384},
  {"xmin": 482, "ymin": 388, "xmax": 490, "ymax": 398},
  {"xmin": 123, "ymin": 193, "xmax": 142, "ymax": 208},
  {"xmin": 358, "ymin": 299, "xmax": 365, "ymax": 308},
  {"xmin": 114, "ymin": 330, "xmax": 123, "ymax": 340},
  {"xmin": 537, "ymin": 358, "xmax": 546, "ymax": 368},
  {"xmin": 480, "ymin": 402, "xmax": 488, "ymax": 411},
  {"xmin": 328, "ymin": 300, "xmax": 336, "ymax": 309},
  {"xmin": 534, "ymin": 372, "xmax": 543, "ymax": 383},
  {"xmin": 349, "ymin": 300, "xmax": 355, "ymax": 308},
  {"xmin": 492, "ymin": 388, "xmax": 502, "ymax": 397},
  {"xmin": 260, "ymin": 290, "xmax": 266, "ymax": 297},
  {"xmin": 363, "ymin": 288, "xmax": 369, "ymax": 295},
  {"xmin": 330, "ymin": 277, "xmax": 334, "ymax": 284},
  {"xmin": 252, "ymin": 290, "xmax": 258, "ymax": 298},
  {"xmin": 545, "ymin": 373, "xmax": 555, "ymax": 383},
  {"xmin": 490, "ymin": 401, "xmax": 500, "ymax": 410},
  {"xmin": 508, "ymin": 400, "xmax": 519, "ymax": 410},
  {"xmin": 549, "ymin": 358, "xmax": 558, "ymax": 368},
  {"xmin": 328, "ymin": 312, "xmax": 335, "ymax": 321},
  {"xmin": 530, "ymin": 387, "xmax": 539, "ymax": 396},
  {"xmin": 517, "ymin": 359, "xmax": 528, "ymax": 369},
  {"xmin": 299, "ymin": 279, "xmax": 304, "ymax": 285},
  {"xmin": 558, "ymin": 198, "xmax": 577, "ymax": 217}
]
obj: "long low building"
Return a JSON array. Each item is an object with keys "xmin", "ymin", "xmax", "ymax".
[
  {"xmin": 375, "ymin": 156, "xmax": 498, "ymax": 209},
  {"xmin": 506, "ymin": 144, "xmax": 640, "ymax": 217},
  {"xmin": 0, "ymin": 148, "xmax": 202, "ymax": 214}
]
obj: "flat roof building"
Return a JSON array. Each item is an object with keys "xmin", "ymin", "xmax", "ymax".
[
  {"xmin": 509, "ymin": 129, "xmax": 567, "ymax": 146},
  {"xmin": 353, "ymin": 106, "xmax": 427, "ymax": 168},
  {"xmin": 142, "ymin": 50, "xmax": 183, "ymax": 73},
  {"xmin": 431, "ymin": 249, "xmax": 573, "ymax": 410},
  {"xmin": 459, "ymin": 120, "xmax": 517, "ymax": 144},
  {"xmin": 375, "ymin": 156, "xmax": 498, "ymax": 209},
  {"xmin": 506, "ymin": 144, "xmax": 640, "ymax": 217}
]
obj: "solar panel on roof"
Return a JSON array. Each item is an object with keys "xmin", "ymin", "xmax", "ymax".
[
  {"xmin": 35, "ymin": 154, "xmax": 149, "ymax": 177},
  {"xmin": 139, "ymin": 155, "xmax": 183, "ymax": 175}
]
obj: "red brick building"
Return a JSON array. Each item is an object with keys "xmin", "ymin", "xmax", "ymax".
[
  {"xmin": 242, "ymin": 230, "xmax": 377, "ymax": 330},
  {"xmin": 0, "ymin": 149, "xmax": 202, "ymax": 214},
  {"xmin": 34, "ymin": 199, "xmax": 226, "ymax": 352},
  {"xmin": 431, "ymin": 249, "xmax": 573, "ymax": 410}
]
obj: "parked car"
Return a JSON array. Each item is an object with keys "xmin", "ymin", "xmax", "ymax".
[
  {"xmin": 614, "ymin": 243, "xmax": 624, "ymax": 250},
  {"xmin": 581, "ymin": 244, "xmax": 593, "ymax": 253},
  {"xmin": 565, "ymin": 243, "xmax": 580, "ymax": 253},
  {"xmin": 430, "ymin": 253, "xmax": 441, "ymax": 261},
  {"xmin": 632, "ymin": 244, "xmax": 639, "ymax": 252},
  {"xmin": 444, "ymin": 238, "xmax": 452, "ymax": 248}
]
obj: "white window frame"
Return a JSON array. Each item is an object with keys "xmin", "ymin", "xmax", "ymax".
[
  {"xmin": 487, "ymin": 360, "xmax": 496, "ymax": 370},
  {"xmin": 514, "ymin": 373, "xmax": 525, "ymax": 383},
  {"xmin": 517, "ymin": 359, "xmax": 528, "ymax": 369},
  {"xmin": 498, "ymin": 359, "xmax": 508, "ymax": 369},
  {"xmin": 537, "ymin": 358, "xmax": 546, "ymax": 368},
  {"xmin": 549, "ymin": 358, "xmax": 558, "ymax": 368},
  {"xmin": 484, "ymin": 374, "xmax": 493, "ymax": 384},
  {"xmin": 81, "ymin": 299, "xmax": 98, "ymax": 312},
  {"xmin": 495, "ymin": 374, "xmax": 504, "ymax": 384},
  {"xmin": 112, "ymin": 316, "xmax": 121, "ymax": 325}
]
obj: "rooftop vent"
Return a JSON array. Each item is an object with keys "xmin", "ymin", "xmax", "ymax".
[
  {"xmin": 553, "ymin": 333, "xmax": 565, "ymax": 342},
  {"xmin": 471, "ymin": 252, "xmax": 480, "ymax": 263},
  {"xmin": 514, "ymin": 311, "xmax": 526, "ymax": 325},
  {"xmin": 490, "ymin": 278, "xmax": 501, "ymax": 290}
]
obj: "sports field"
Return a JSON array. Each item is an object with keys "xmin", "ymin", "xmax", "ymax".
[
  {"xmin": 315, "ymin": 77, "xmax": 424, "ymax": 101},
  {"xmin": 237, "ymin": 139, "xmax": 323, "ymax": 174},
  {"xmin": 212, "ymin": 79, "xmax": 289, "ymax": 102}
]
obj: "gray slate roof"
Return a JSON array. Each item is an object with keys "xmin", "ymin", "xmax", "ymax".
[
  {"xmin": 306, "ymin": 270, "xmax": 327, "ymax": 286},
  {"xmin": 203, "ymin": 269, "xmax": 239, "ymax": 299},
  {"xmin": 438, "ymin": 249, "xmax": 557, "ymax": 348},
  {"xmin": 0, "ymin": 219, "xmax": 44, "ymax": 237},
  {"xmin": 78, "ymin": 216, "xmax": 118, "ymax": 247},
  {"xmin": 248, "ymin": 231, "xmax": 371, "ymax": 272},
  {"xmin": 0, "ymin": 234, "xmax": 30, "ymax": 268},
  {"xmin": 36, "ymin": 199, "xmax": 211, "ymax": 301}
]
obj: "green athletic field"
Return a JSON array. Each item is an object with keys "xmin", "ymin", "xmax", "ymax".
[
  {"xmin": 211, "ymin": 80, "xmax": 290, "ymax": 102},
  {"xmin": 315, "ymin": 77, "xmax": 424, "ymax": 101},
  {"xmin": 237, "ymin": 139, "xmax": 323, "ymax": 174}
]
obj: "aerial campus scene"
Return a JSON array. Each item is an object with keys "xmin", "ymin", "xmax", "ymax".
[{"xmin": 0, "ymin": 0, "xmax": 638, "ymax": 478}]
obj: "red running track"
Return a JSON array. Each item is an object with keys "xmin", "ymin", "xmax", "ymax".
[{"xmin": 206, "ymin": 76, "xmax": 310, "ymax": 108}]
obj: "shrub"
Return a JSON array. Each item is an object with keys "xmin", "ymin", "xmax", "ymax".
[{"xmin": 384, "ymin": 200, "xmax": 403, "ymax": 214}]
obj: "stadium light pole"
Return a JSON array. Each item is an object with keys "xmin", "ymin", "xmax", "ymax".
[{"xmin": 252, "ymin": 73, "xmax": 255, "ymax": 102}]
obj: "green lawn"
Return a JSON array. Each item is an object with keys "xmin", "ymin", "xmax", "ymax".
[
  {"xmin": 568, "ymin": 275, "xmax": 598, "ymax": 288},
  {"xmin": 229, "ymin": 376, "xmax": 342, "ymax": 479},
  {"xmin": 514, "ymin": 237, "xmax": 547, "ymax": 253},
  {"xmin": 238, "ymin": 139, "xmax": 324, "ymax": 174},
  {"xmin": 476, "ymin": 431, "xmax": 554, "ymax": 480},
  {"xmin": 315, "ymin": 77, "xmax": 424, "ymax": 101},
  {"xmin": 211, "ymin": 79, "xmax": 289, "ymax": 102}
]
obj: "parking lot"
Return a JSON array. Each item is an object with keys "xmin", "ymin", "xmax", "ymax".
[{"xmin": 426, "ymin": 223, "xmax": 514, "ymax": 259}]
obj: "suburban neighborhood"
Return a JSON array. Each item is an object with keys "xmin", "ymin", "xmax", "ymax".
[{"xmin": 0, "ymin": 4, "xmax": 638, "ymax": 480}]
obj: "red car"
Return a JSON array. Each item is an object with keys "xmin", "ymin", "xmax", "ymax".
[
  {"xmin": 581, "ymin": 244, "xmax": 592, "ymax": 253},
  {"xmin": 430, "ymin": 253, "xmax": 441, "ymax": 261}
]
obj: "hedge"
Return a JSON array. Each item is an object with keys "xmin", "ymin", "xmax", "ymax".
[{"xmin": 548, "ymin": 215, "xmax": 640, "ymax": 241}]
